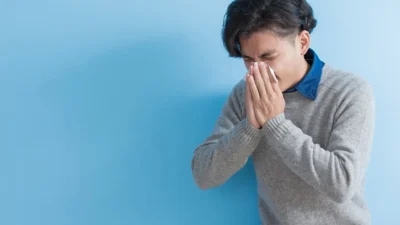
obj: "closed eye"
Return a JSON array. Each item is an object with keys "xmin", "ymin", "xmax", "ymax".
[
  {"xmin": 243, "ymin": 57, "xmax": 253, "ymax": 62},
  {"xmin": 261, "ymin": 55, "xmax": 277, "ymax": 61}
]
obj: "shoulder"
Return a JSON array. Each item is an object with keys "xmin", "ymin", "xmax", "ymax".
[
  {"xmin": 319, "ymin": 64, "xmax": 374, "ymax": 104},
  {"xmin": 231, "ymin": 77, "xmax": 246, "ymax": 98},
  {"xmin": 225, "ymin": 78, "xmax": 246, "ymax": 118},
  {"xmin": 318, "ymin": 65, "xmax": 375, "ymax": 117}
]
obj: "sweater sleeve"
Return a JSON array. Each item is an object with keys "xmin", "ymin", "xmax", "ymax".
[
  {"xmin": 191, "ymin": 81, "xmax": 263, "ymax": 190},
  {"xmin": 262, "ymin": 83, "xmax": 375, "ymax": 203}
]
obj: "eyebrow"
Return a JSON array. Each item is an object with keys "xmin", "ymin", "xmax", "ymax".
[{"xmin": 242, "ymin": 49, "xmax": 277, "ymax": 59}]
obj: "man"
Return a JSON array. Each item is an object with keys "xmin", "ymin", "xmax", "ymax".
[{"xmin": 191, "ymin": 0, "xmax": 375, "ymax": 224}]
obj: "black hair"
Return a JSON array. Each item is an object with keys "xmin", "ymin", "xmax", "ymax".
[{"xmin": 222, "ymin": 0, "xmax": 317, "ymax": 57}]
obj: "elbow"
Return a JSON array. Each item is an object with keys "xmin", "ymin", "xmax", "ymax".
[
  {"xmin": 328, "ymin": 157, "xmax": 359, "ymax": 203},
  {"xmin": 191, "ymin": 159, "xmax": 219, "ymax": 190},
  {"xmin": 193, "ymin": 177, "xmax": 215, "ymax": 190},
  {"xmin": 328, "ymin": 180, "xmax": 357, "ymax": 204},
  {"xmin": 191, "ymin": 167, "xmax": 219, "ymax": 190},
  {"xmin": 330, "ymin": 189, "xmax": 354, "ymax": 204}
]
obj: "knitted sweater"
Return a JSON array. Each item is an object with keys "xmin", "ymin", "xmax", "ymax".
[{"xmin": 191, "ymin": 64, "xmax": 375, "ymax": 225}]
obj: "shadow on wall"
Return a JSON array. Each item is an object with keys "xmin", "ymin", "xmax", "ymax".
[{"xmin": 34, "ymin": 35, "xmax": 259, "ymax": 225}]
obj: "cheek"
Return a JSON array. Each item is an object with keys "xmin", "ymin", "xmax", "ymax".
[
  {"xmin": 268, "ymin": 58, "xmax": 291, "ymax": 78},
  {"xmin": 264, "ymin": 62, "xmax": 280, "ymax": 77}
]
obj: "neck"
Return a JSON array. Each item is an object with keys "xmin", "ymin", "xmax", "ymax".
[{"xmin": 287, "ymin": 58, "xmax": 310, "ymax": 90}]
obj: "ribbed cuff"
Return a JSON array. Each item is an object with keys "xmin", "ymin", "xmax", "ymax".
[
  {"xmin": 231, "ymin": 118, "xmax": 263, "ymax": 150},
  {"xmin": 262, "ymin": 113, "xmax": 291, "ymax": 141}
]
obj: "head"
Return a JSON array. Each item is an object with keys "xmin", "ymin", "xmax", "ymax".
[{"xmin": 222, "ymin": 0, "xmax": 317, "ymax": 91}]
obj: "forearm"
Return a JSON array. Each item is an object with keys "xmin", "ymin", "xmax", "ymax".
[
  {"xmin": 192, "ymin": 118, "xmax": 262, "ymax": 189},
  {"xmin": 263, "ymin": 113, "xmax": 374, "ymax": 203}
]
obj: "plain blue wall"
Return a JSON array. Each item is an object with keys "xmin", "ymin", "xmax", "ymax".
[{"xmin": 2, "ymin": 0, "xmax": 399, "ymax": 224}]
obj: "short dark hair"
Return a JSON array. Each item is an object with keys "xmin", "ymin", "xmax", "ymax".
[{"xmin": 222, "ymin": 0, "xmax": 317, "ymax": 57}]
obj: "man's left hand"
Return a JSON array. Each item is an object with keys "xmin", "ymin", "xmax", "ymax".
[{"xmin": 247, "ymin": 61, "xmax": 286, "ymax": 127}]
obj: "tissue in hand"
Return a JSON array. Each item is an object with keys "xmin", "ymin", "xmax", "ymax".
[
  {"xmin": 243, "ymin": 64, "xmax": 278, "ymax": 82},
  {"xmin": 269, "ymin": 66, "xmax": 278, "ymax": 82}
]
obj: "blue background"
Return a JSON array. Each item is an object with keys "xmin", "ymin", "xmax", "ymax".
[{"xmin": 2, "ymin": 0, "xmax": 399, "ymax": 224}]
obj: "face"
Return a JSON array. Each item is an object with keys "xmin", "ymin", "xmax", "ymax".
[{"xmin": 239, "ymin": 29, "xmax": 310, "ymax": 91}]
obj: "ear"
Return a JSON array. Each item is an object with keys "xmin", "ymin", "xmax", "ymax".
[{"xmin": 298, "ymin": 30, "xmax": 311, "ymax": 55}]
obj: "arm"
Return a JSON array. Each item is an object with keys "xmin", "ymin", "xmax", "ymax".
[
  {"xmin": 262, "ymin": 84, "xmax": 375, "ymax": 203},
  {"xmin": 191, "ymin": 81, "xmax": 262, "ymax": 190}
]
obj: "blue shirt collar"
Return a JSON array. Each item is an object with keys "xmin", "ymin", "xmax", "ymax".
[{"xmin": 284, "ymin": 48, "xmax": 324, "ymax": 100}]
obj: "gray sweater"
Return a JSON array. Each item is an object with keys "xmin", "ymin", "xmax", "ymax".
[{"xmin": 191, "ymin": 64, "xmax": 375, "ymax": 225}]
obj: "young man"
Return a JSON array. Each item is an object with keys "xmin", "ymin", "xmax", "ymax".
[{"xmin": 191, "ymin": 0, "xmax": 375, "ymax": 224}]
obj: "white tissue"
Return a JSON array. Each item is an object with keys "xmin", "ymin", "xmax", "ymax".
[
  {"xmin": 243, "ymin": 64, "xmax": 278, "ymax": 82},
  {"xmin": 268, "ymin": 66, "xmax": 278, "ymax": 82}
]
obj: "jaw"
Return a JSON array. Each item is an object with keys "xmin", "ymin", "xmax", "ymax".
[{"xmin": 275, "ymin": 77, "xmax": 293, "ymax": 93}]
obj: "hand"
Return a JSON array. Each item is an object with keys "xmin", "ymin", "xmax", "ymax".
[
  {"xmin": 245, "ymin": 66, "xmax": 261, "ymax": 129},
  {"xmin": 247, "ymin": 62, "xmax": 285, "ymax": 127}
]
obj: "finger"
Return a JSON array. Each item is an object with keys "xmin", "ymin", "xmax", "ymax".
[
  {"xmin": 247, "ymin": 73, "xmax": 260, "ymax": 101},
  {"xmin": 259, "ymin": 62, "xmax": 274, "ymax": 95},
  {"xmin": 252, "ymin": 62, "xmax": 267, "ymax": 99},
  {"xmin": 245, "ymin": 75, "xmax": 256, "ymax": 115},
  {"xmin": 245, "ymin": 75, "xmax": 251, "ymax": 106}
]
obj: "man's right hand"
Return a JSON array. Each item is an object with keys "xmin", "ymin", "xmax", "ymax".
[{"xmin": 245, "ymin": 65, "xmax": 261, "ymax": 129}]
